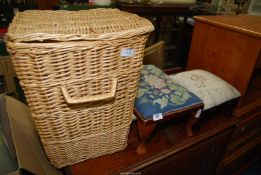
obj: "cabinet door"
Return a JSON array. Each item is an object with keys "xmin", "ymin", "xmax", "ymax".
[{"xmin": 140, "ymin": 128, "xmax": 233, "ymax": 175}]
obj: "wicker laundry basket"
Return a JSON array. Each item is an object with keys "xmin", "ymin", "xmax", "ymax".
[{"xmin": 6, "ymin": 9, "xmax": 154, "ymax": 168}]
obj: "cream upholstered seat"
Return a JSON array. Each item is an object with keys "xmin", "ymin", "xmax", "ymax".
[{"xmin": 169, "ymin": 69, "xmax": 241, "ymax": 111}]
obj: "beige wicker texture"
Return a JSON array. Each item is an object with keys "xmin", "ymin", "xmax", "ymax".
[
  {"xmin": 7, "ymin": 9, "xmax": 154, "ymax": 168},
  {"xmin": 7, "ymin": 9, "xmax": 153, "ymax": 42}
]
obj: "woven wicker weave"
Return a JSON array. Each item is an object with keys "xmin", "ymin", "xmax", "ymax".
[{"xmin": 7, "ymin": 9, "xmax": 154, "ymax": 168}]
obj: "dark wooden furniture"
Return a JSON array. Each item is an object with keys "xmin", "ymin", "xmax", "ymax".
[
  {"xmin": 217, "ymin": 81, "xmax": 261, "ymax": 174},
  {"xmin": 118, "ymin": 3, "xmax": 192, "ymax": 42},
  {"xmin": 68, "ymin": 113, "xmax": 237, "ymax": 175},
  {"xmin": 36, "ymin": 0, "xmax": 59, "ymax": 10},
  {"xmin": 117, "ymin": 3, "xmax": 194, "ymax": 68},
  {"xmin": 187, "ymin": 15, "xmax": 261, "ymax": 174},
  {"xmin": 187, "ymin": 15, "xmax": 261, "ymax": 101}
]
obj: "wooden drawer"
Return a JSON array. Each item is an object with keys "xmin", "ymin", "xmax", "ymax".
[
  {"xmin": 140, "ymin": 128, "xmax": 233, "ymax": 175},
  {"xmin": 223, "ymin": 112, "xmax": 261, "ymax": 161},
  {"xmin": 232, "ymin": 112, "xmax": 261, "ymax": 142},
  {"xmin": 225, "ymin": 128, "xmax": 261, "ymax": 157},
  {"xmin": 217, "ymin": 136, "xmax": 261, "ymax": 175}
]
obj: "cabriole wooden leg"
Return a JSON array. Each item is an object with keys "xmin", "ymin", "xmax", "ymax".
[
  {"xmin": 186, "ymin": 111, "xmax": 199, "ymax": 137},
  {"xmin": 136, "ymin": 120, "xmax": 156, "ymax": 155}
]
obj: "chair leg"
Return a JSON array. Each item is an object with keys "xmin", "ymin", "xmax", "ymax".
[
  {"xmin": 136, "ymin": 120, "xmax": 156, "ymax": 155},
  {"xmin": 186, "ymin": 111, "xmax": 199, "ymax": 137}
]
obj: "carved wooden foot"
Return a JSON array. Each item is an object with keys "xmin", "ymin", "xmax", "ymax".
[
  {"xmin": 186, "ymin": 110, "xmax": 201, "ymax": 137},
  {"xmin": 136, "ymin": 120, "xmax": 156, "ymax": 155}
]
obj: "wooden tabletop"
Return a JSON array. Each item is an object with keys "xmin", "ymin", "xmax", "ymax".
[{"xmin": 194, "ymin": 15, "xmax": 261, "ymax": 39}]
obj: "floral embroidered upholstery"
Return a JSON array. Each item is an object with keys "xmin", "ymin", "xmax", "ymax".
[
  {"xmin": 169, "ymin": 69, "xmax": 241, "ymax": 110},
  {"xmin": 135, "ymin": 65, "xmax": 203, "ymax": 119}
]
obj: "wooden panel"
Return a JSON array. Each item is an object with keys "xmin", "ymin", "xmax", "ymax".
[
  {"xmin": 233, "ymin": 80, "xmax": 261, "ymax": 118},
  {"xmin": 217, "ymin": 136, "xmax": 261, "ymax": 175},
  {"xmin": 232, "ymin": 112, "xmax": 261, "ymax": 141},
  {"xmin": 187, "ymin": 21, "xmax": 261, "ymax": 99},
  {"xmin": 186, "ymin": 22, "xmax": 210, "ymax": 70},
  {"xmin": 225, "ymin": 129, "xmax": 261, "ymax": 157},
  {"xmin": 140, "ymin": 128, "xmax": 233, "ymax": 175},
  {"xmin": 193, "ymin": 16, "xmax": 261, "ymax": 39},
  {"xmin": 187, "ymin": 16, "xmax": 261, "ymax": 175}
]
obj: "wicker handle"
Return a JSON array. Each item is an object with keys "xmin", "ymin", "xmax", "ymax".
[{"xmin": 61, "ymin": 78, "xmax": 117, "ymax": 104}]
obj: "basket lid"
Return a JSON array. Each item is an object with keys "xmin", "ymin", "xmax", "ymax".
[{"xmin": 7, "ymin": 9, "xmax": 154, "ymax": 42}]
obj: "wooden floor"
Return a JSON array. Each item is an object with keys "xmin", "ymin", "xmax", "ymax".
[{"xmin": 68, "ymin": 113, "xmax": 237, "ymax": 175}]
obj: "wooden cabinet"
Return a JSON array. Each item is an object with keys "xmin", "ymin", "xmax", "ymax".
[
  {"xmin": 217, "ymin": 103, "xmax": 261, "ymax": 174},
  {"xmin": 187, "ymin": 15, "xmax": 261, "ymax": 101},
  {"xmin": 187, "ymin": 15, "xmax": 261, "ymax": 174},
  {"xmin": 68, "ymin": 114, "xmax": 237, "ymax": 175},
  {"xmin": 141, "ymin": 128, "xmax": 232, "ymax": 175}
]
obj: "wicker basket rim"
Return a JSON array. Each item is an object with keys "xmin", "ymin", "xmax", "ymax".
[{"xmin": 7, "ymin": 9, "xmax": 154, "ymax": 42}]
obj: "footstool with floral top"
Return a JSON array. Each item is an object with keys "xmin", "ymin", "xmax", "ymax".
[{"xmin": 134, "ymin": 65, "xmax": 204, "ymax": 154}]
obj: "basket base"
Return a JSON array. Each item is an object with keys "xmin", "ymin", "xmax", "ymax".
[{"xmin": 43, "ymin": 124, "xmax": 130, "ymax": 168}]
